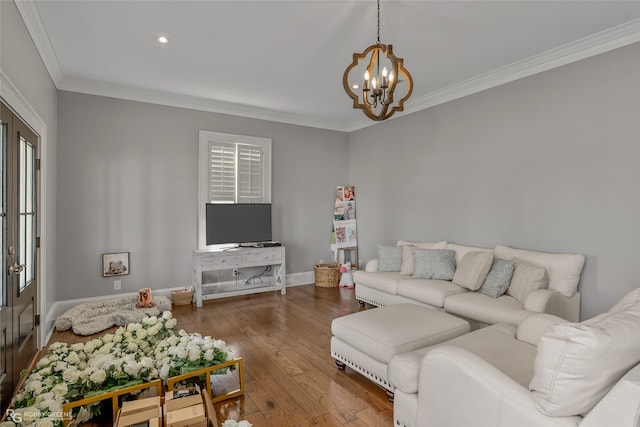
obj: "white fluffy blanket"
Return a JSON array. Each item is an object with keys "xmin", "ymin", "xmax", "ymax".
[{"xmin": 55, "ymin": 294, "xmax": 172, "ymax": 336}]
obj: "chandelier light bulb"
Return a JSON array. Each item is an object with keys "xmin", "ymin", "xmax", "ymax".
[
  {"xmin": 389, "ymin": 70, "xmax": 394, "ymax": 83},
  {"xmin": 371, "ymin": 76, "xmax": 377, "ymax": 90}
]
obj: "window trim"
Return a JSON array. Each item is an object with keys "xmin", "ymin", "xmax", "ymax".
[{"xmin": 198, "ymin": 130, "xmax": 272, "ymax": 249}]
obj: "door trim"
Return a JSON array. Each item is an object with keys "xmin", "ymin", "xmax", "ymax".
[{"xmin": 1, "ymin": 69, "xmax": 49, "ymax": 348}]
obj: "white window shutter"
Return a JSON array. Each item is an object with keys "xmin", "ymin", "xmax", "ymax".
[
  {"xmin": 237, "ymin": 144, "xmax": 263, "ymax": 202},
  {"xmin": 208, "ymin": 142, "xmax": 236, "ymax": 202}
]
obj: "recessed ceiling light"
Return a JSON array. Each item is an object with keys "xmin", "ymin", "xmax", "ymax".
[{"xmin": 157, "ymin": 36, "xmax": 169, "ymax": 44}]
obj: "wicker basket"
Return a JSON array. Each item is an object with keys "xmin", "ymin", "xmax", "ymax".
[
  {"xmin": 171, "ymin": 289, "xmax": 193, "ymax": 306},
  {"xmin": 314, "ymin": 263, "xmax": 341, "ymax": 288}
]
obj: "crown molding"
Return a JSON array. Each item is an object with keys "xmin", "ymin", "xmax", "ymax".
[
  {"xmin": 347, "ymin": 18, "xmax": 640, "ymax": 132},
  {"xmin": 16, "ymin": 1, "xmax": 640, "ymax": 132},
  {"xmin": 14, "ymin": 0, "xmax": 64, "ymax": 85},
  {"xmin": 57, "ymin": 76, "xmax": 352, "ymax": 131}
]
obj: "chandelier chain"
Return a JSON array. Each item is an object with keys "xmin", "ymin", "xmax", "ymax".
[{"xmin": 376, "ymin": 0, "xmax": 381, "ymax": 44}]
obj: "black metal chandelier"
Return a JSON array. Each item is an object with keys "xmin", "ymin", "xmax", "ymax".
[{"xmin": 343, "ymin": 0, "xmax": 413, "ymax": 121}]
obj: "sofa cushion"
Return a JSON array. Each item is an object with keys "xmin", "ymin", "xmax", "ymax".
[
  {"xmin": 530, "ymin": 288, "xmax": 640, "ymax": 417},
  {"xmin": 397, "ymin": 279, "xmax": 467, "ymax": 308},
  {"xmin": 495, "ymin": 245, "xmax": 584, "ymax": 298},
  {"xmin": 397, "ymin": 240, "xmax": 449, "ymax": 249},
  {"xmin": 378, "ymin": 245, "xmax": 403, "ymax": 272},
  {"xmin": 413, "ymin": 249, "xmax": 456, "ymax": 280},
  {"xmin": 388, "ymin": 323, "xmax": 536, "ymax": 394},
  {"xmin": 444, "ymin": 292, "xmax": 531, "ymax": 327},
  {"xmin": 507, "ymin": 258, "xmax": 549, "ymax": 304},
  {"xmin": 479, "ymin": 258, "xmax": 515, "ymax": 298},
  {"xmin": 516, "ymin": 313, "xmax": 568, "ymax": 346},
  {"xmin": 353, "ymin": 270, "xmax": 403, "ymax": 295},
  {"xmin": 579, "ymin": 364, "xmax": 640, "ymax": 427},
  {"xmin": 452, "ymin": 251, "xmax": 494, "ymax": 291},
  {"xmin": 609, "ymin": 287, "xmax": 640, "ymax": 312}
]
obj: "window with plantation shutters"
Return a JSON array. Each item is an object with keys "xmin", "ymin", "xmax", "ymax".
[{"xmin": 198, "ymin": 131, "xmax": 272, "ymax": 248}]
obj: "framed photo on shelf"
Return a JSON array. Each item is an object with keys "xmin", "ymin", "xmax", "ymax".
[{"xmin": 102, "ymin": 252, "xmax": 130, "ymax": 277}]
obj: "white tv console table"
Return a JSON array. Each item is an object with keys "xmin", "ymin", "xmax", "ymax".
[{"xmin": 192, "ymin": 246, "xmax": 286, "ymax": 307}]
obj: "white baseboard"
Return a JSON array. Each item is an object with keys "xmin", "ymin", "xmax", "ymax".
[
  {"xmin": 43, "ymin": 272, "xmax": 315, "ymax": 345},
  {"xmin": 286, "ymin": 271, "xmax": 314, "ymax": 288}
]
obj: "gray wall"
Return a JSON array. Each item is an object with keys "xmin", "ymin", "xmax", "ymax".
[
  {"xmin": 57, "ymin": 92, "xmax": 348, "ymax": 300},
  {"xmin": 1, "ymin": 1, "xmax": 58, "ymax": 313},
  {"xmin": 348, "ymin": 43, "xmax": 640, "ymax": 320}
]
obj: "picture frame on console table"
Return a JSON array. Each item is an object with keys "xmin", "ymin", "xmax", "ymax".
[{"xmin": 103, "ymin": 252, "xmax": 130, "ymax": 277}]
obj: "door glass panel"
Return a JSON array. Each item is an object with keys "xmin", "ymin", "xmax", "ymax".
[
  {"xmin": 18, "ymin": 136, "xmax": 35, "ymax": 292},
  {"xmin": 1, "ymin": 121, "xmax": 6, "ymax": 305}
]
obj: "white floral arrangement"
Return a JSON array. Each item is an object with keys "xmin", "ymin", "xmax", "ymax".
[
  {"xmin": 222, "ymin": 420, "xmax": 253, "ymax": 427},
  {"xmin": 4, "ymin": 311, "xmax": 233, "ymax": 427}
]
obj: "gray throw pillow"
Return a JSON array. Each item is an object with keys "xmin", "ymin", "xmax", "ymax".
[
  {"xmin": 413, "ymin": 249, "xmax": 456, "ymax": 280},
  {"xmin": 479, "ymin": 258, "xmax": 515, "ymax": 298},
  {"xmin": 378, "ymin": 245, "xmax": 403, "ymax": 272}
]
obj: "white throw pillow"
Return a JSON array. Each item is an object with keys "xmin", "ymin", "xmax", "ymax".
[
  {"xmin": 495, "ymin": 245, "xmax": 584, "ymax": 298},
  {"xmin": 396, "ymin": 241, "xmax": 447, "ymax": 275},
  {"xmin": 507, "ymin": 258, "xmax": 549, "ymax": 305},
  {"xmin": 399, "ymin": 245, "xmax": 416, "ymax": 275},
  {"xmin": 446, "ymin": 243, "xmax": 492, "ymax": 264},
  {"xmin": 530, "ymin": 289, "xmax": 640, "ymax": 417},
  {"xmin": 452, "ymin": 251, "xmax": 494, "ymax": 291}
]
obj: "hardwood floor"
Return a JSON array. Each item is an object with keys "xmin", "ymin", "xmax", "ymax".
[{"xmin": 45, "ymin": 285, "xmax": 394, "ymax": 426}]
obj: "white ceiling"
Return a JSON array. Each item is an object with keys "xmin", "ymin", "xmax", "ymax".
[{"xmin": 17, "ymin": 1, "xmax": 640, "ymax": 131}]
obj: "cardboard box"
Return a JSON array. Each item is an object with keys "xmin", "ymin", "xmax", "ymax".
[
  {"xmin": 121, "ymin": 396, "xmax": 162, "ymax": 416},
  {"xmin": 202, "ymin": 389, "xmax": 219, "ymax": 427},
  {"xmin": 116, "ymin": 396, "xmax": 162, "ymax": 427},
  {"xmin": 164, "ymin": 384, "xmax": 219, "ymax": 427},
  {"xmin": 115, "ymin": 415, "xmax": 161, "ymax": 427},
  {"xmin": 165, "ymin": 384, "xmax": 203, "ymax": 413},
  {"xmin": 165, "ymin": 404, "xmax": 206, "ymax": 427}
]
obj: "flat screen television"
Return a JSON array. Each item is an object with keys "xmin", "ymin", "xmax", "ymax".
[{"xmin": 206, "ymin": 203, "xmax": 272, "ymax": 246}]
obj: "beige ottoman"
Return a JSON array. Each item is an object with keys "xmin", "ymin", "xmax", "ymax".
[{"xmin": 331, "ymin": 303, "xmax": 469, "ymax": 398}]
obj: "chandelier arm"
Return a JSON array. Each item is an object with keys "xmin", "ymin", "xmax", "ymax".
[{"xmin": 366, "ymin": 48, "xmax": 379, "ymax": 83}]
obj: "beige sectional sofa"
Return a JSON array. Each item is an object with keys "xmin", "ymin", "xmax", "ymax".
[
  {"xmin": 392, "ymin": 287, "xmax": 640, "ymax": 427},
  {"xmin": 353, "ymin": 241, "xmax": 585, "ymax": 327}
]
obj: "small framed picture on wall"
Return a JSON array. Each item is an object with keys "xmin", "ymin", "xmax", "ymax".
[{"xmin": 103, "ymin": 252, "xmax": 130, "ymax": 277}]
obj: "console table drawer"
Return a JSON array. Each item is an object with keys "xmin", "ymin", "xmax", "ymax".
[
  {"xmin": 246, "ymin": 249, "xmax": 282, "ymax": 264},
  {"xmin": 200, "ymin": 254, "xmax": 243, "ymax": 268}
]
